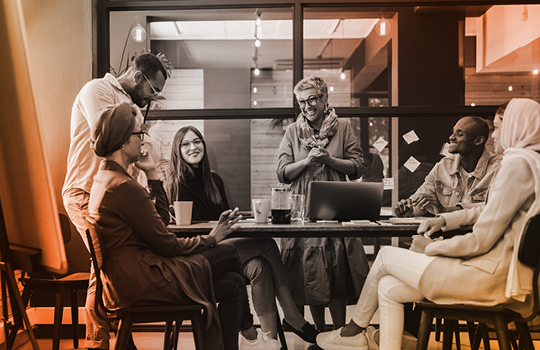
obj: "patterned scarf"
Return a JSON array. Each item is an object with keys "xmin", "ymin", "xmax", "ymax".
[{"xmin": 296, "ymin": 107, "xmax": 339, "ymax": 150}]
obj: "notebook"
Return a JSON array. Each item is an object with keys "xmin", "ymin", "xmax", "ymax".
[{"xmin": 307, "ymin": 181, "xmax": 384, "ymax": 222}]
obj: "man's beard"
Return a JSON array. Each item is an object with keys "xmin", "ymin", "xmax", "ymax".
[{"xmin": 131, "ymin": 83, "xmax": 148, "ymax": 108}]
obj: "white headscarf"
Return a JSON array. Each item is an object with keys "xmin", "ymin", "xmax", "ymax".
[{"xmin": 502, "ymin": 98, "xmax": 540, "ymax": 303}]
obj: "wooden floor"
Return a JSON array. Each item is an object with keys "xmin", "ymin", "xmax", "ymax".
[{"xmin": 14, "ymin": 330, "xmax": 540, "ymax": 350}]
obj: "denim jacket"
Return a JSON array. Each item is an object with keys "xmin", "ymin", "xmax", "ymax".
[{"xmin": 410, "ymin": 148, "xmax": 502, "ymax": 216}]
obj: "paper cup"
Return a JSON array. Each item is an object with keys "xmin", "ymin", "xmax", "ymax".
[{"xmin": 172, "ymin": 201, "xmax": 193, "ymax": 225}]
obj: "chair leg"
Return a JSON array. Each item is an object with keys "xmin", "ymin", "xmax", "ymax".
[
  {"xmin": 163, "ymin": 321, "xmax": 173, "ymax": 350},
  {"xmin": 467, "ymin": 322, "xmax": 477, "ymax": 348},
  {"xmin": 492, "ymin": 315, "xmax": 512, "ymax": 350},
  {"xmin": 191, "ymin": 311, "xmax": 206, "ymax": 350},
  {"xmin": 515, "ymin": 322, "xmax": 534, "ymax": 350},
  {"xmin": 115, "ymin": 317, "xmax": 134, "ymax": 350},
  {"xmin": 416, "ymin": 309, "xmax": 434, "ymax": 350},
  {"xmin": 71, "ymin": 290, "xmax": 80, "ymax": 349},
  {"xmin": 435, "ymin": 317, "xmax": 443, "ymax": 342},
  {"xmin": 276, "ymin": 310, "xmax": 287, "ymax": 350},
  {"xmin": 453, "ymin": 320, "xmax": 461, "ymax": 350},
  {"xmin": 53, "ymin": 289, "xmax": 65, "ymax": 350},
  {"xmin": 442, "ymin": 318, "xmax": 454, "ymax": 350},
  {"xmin": 173, "ymin": 320, "xmax": 183, "ymax": 350},
  {"xmin": 479, "ymin": 323, "xmax": 491, "ymax": 350}
]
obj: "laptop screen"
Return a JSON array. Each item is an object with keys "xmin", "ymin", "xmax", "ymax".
[{"xmin": 307, "ymin": 181, "xmax": 384, "ymax": 221}]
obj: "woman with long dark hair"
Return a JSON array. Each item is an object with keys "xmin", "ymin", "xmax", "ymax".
[{"xmin": 165, "ymin": 126, "xmax": 319, "ymax": 347}]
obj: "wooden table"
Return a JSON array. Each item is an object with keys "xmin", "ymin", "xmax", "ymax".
[
  {"xmin": 168, "ymin": 220, "xmax": 423, "ymax": 238},
  {"xmin": 168, "ymin": 220, "xmax": 470, "ymax": 255}
]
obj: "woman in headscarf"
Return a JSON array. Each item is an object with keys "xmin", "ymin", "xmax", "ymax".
[
  {"xmin": 87, "ymin": 102, "xmax": 258, "ymax": 350},
  {"xmin": 276, "ymin": 75, "xmax": 369, "ymax": 332},
  {"xmin": 316, "ymin": 98, "xmax": 540, "ymax": 350}
]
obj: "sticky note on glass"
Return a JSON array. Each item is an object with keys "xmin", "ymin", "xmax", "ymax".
[
  {"xmin": 402, "ymin": 130, "xmax": 419, "ymax": 144},
  {"xmin": 383, "ymin": 178, "xmax": 394, "ymax": 190},
  {"xmin": 372, "ymin": 136, "xmax": 388, "ymax": 152},
  {"xmin": 440, "ymin": 142, "xmax": 451, "ymax": 157},
  {"xmin": 404, "ymin": 156, "xmax": 421, "ymax": 173}
]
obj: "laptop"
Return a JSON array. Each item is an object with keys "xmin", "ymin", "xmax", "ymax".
[{"xmin": 307, "ymin": 181, "xmax": 384, "ymax": 222}]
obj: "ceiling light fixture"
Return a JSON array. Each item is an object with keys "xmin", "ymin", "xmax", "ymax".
[
  {"xmin": 131, "ymin": 23, "xmax": 146, "ymax": 43},
  {"xmin": 254, "ymin": 9, "xmax": 262, "ymax": 48},
  {"xmin": 533, "ymin": 69, "xmax": 539, "ymax": 75},
  {"xmin": 375, "ymin": 18, "xmax": 391, "ymax": 36}
]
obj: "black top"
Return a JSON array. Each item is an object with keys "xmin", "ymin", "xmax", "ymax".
[{"xmin": 176, "ymin": 166, "xmax": 229, "ymax": 220}]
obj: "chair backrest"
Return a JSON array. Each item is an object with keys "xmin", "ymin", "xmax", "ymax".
[
  {"xmin": 517, "ymin": 214, "xmax": 540, "ymax": 321},
  {"xmin": 518, "ymin": 214, "xmax": 540, "ymax": 269},
  {"xmin": 58, "ymin": 213, "xmax": 72, "ymax": 244},
  {"xmin": 85, "ymin": 216, "xmax": 117, "ymax": 320}
]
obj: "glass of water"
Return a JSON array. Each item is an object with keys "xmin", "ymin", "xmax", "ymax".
[{"xmin": 290, "ymin": 194, "xmax": 305, "ymax": 222}]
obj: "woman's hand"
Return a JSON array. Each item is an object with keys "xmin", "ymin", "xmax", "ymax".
[
  {"xmin": 410, "ymin": 234, "xmax": 432, "ymax": 254},
  {"xmin": 417, "ymin": 216, "xmax": 446, "ymax": 237},
  {"xmin": 135, "ymin": 148, "xmax": 158, "ymax": 180},
  {"xmin": 210, "ymin": 207, "xmax": 242, "ymax": 243},
  {"xmin": 310, "ymin": 147, "xmax": 332, "ymax": 165}
]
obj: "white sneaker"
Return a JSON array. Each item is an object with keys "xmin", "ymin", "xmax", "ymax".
[
  {"xmin": 316, "ymin": 327, "xmax": 369, "ymax": 350},
  {"xmin": 239, "ymin": 328, "xmax": 281, "ymax": 350},
  {"xmin": 366, "ymin": 326, "xmax": 379, "ymax": 349}
]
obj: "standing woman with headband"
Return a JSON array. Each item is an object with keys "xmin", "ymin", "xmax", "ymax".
[{"xmin": 276, "ymin": 75, "xmax": 369, "ymax": 332}]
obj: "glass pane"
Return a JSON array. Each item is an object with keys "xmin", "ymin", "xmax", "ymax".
[
  {"xmin": 303, "ymin": 8, "xmax": 392, "ymax": 107},
  {"xmin": 463, "ymin": 4, "xmax": 540, "ymax": 106},
  {"xmin": 110, "ymin": 7, "xmax": 293, "ymax": 110}
]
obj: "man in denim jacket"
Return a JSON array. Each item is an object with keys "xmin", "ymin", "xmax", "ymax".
[{"xmin": 394, "ymin": 116, "xmax": 501, "ymax": 217}]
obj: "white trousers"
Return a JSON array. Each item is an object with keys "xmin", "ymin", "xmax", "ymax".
[{"xmin": 351, "ymin": 246, "xmax": 435, "ymax": 349}]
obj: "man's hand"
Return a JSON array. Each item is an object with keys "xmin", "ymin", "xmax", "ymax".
[
  {"xmin": 210, "ymin": 207, "xmax": 242, "ymax": 243},
  {"xmin": 394, "ymin": 198, "xmax": 415, "ymax": 218},
  {"xmin": 410, "ymin": 234, "xmax": 432, "ymax": 254},
  {"xmin": 415, "ymin": 194, "xmax": 441, "ymax": 215},
  {"xmin": 417, "ymin": 216, "xmax": 446, "ymax": 237}
]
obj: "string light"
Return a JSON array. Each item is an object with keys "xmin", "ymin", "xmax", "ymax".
[
  {"xmin": 340, "ymin": 71, "xmax": 346, "ymax": 80},
  {"xmin": 253, "ymin": 87, "xmax": 258, "ymax": 93},
  {"xmin": 254, "ymin": 9, "xmax": 262, "ymax": 48}
]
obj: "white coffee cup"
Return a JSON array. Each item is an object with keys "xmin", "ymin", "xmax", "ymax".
[
  {"xmin": 252, "ymin": 198, "xmax": 271, "ymax": 224},
  {"xmin": 170, "ymin": 201, "xmax": 193, "ymax": 225}
]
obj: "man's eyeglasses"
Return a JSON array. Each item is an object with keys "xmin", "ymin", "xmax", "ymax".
[
  {"xmin": 296, "ymin": 95, "xmax": 319, "ymax": 109},
  {"xmin": 180, "ymin": 138, "xmax": 203, "ymax": 149},
  {"xmin": 132, "ymin": 131, "xmax": 146, "ymax": 141},
  {"xmin": 142, "ymin": 73, "xmax": 163, "ymax": 98}
]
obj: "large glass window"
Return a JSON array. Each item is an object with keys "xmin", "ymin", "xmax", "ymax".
[
  {"xmin": 104, "ymin": 2, "xmax": 540, "ymax": 211},
  {"xmin": 111, "ymin": 7, "xmax": 293, "ymax": 110}
]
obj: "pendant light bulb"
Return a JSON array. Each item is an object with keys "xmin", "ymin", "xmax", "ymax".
[
  {"xmin": 375, "ymin": 18, "xmax": 391, "ymax": 36},
  {"xmin": 131, "ymin": 23, "xmax": 147, "ymax": 43}
]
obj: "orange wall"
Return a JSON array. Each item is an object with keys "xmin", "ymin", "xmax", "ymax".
[{"xmin": 20, "ymin": 0, "xmax": 93, "ymax": 212}]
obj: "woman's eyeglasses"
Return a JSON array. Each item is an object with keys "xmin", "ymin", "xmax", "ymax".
[
  {"xmin": 180, "ymin": 138, "xmax": 203, "ymax": 149},
  {"xmin": 296, "ymin": 95, "xmax": 319, "ymax": 109},
  {"xmin": 131, "ymin": 131, "xmax": 146, "ymax": 141}
]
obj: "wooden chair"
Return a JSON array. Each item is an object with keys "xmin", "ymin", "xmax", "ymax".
[
  {"xmin": 416, "ymin": 214, "xmax": 540, "ymax": 350},
  {"xmin": 85, "ymin": 216, "xmax": 207, "ymax": 350},
  {"xmin": 19, "ymin": 213, "xmax": 90, "ymax": 350}
]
